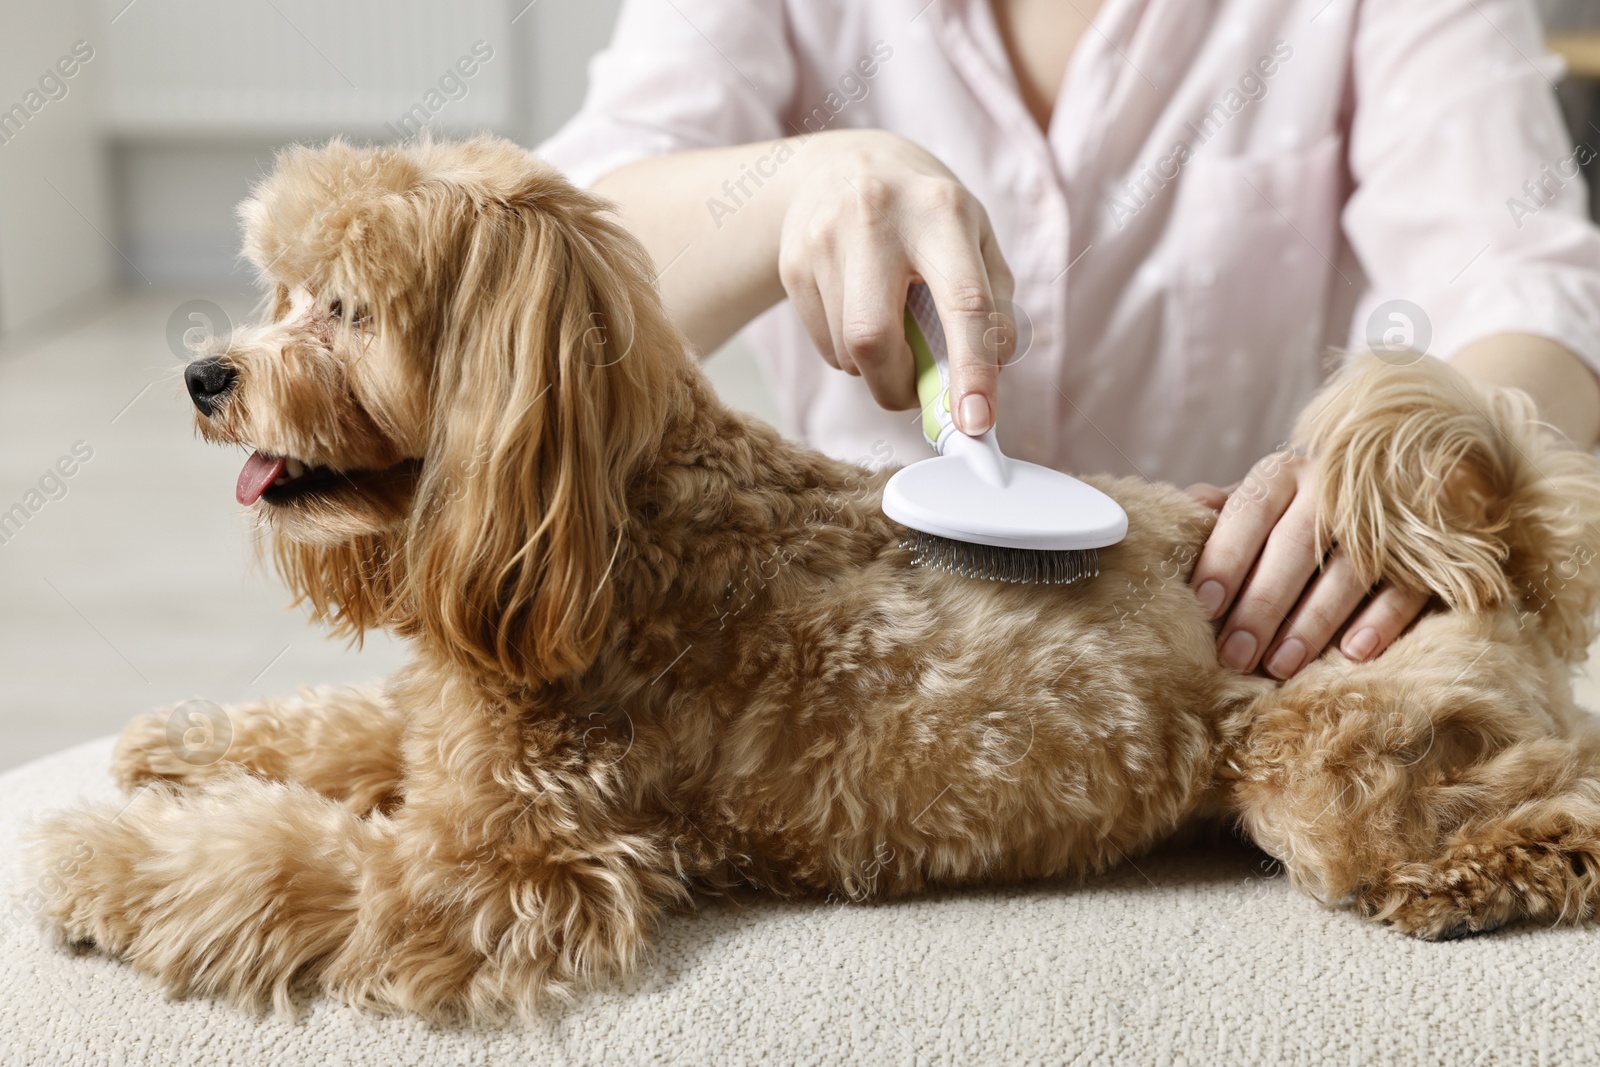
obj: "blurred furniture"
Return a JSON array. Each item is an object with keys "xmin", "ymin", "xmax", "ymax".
[
  {"xmin": 1549, "ymin": 32, "xmax": 1600, "ymax": 81},
  {"xmin": 1550, "ymin": 29, "xmax": 1600, "ymax": 223}
]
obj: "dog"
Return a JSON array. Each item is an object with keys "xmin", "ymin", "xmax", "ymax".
[{"xmin": 29, "ymin": 136, "xmax": 1600, "ymax": 1021}]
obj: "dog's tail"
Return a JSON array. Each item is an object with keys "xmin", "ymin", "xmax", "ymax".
[{"xmin": 1293, "ymin": 352, "xmax": 1600, "ymax": 661}]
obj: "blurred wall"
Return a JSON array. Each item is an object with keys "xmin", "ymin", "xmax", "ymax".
[{"xmin": 0, "ymin": 3, "xmax": 114, "ymax": 336}]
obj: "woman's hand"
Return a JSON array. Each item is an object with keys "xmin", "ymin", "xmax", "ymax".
[
  {"xmin": 593, "ymin": 131, "xmax": 1015, "ymax": 430},
  {"xmin": 778, "ymin": 130, "xmax": 1015, "ymax": 433},
  {"xmin": 1186, "ymin": 450, "xmax": 1429, "ymax": 679}
]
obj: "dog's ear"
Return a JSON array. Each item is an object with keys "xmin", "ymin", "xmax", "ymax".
[
  {"xmin": 404, "ymin": 177, "xmax": 682, "ymax": 682},
  {"xmin": 1295, "ymin": 352, "xmax": 1600, "ymax": 660},
  {"xmin": 1295, "ymin": 353, "xmax": 1518, "ymax": 615}
]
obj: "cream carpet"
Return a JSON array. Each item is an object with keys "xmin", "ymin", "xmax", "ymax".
[{"xmin": 4, "ymin": 737, "xmax": 1597, "ymax": 1065}]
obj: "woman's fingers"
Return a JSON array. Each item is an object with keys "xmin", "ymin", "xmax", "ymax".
[
  {"xmin": 1258, "ymin": 550, "xmax": 1373, "ymax": 680},
  {"xmin": 1189, "ymin": 452, "xmax": 1301, "ymax": 624},
  {"xmin": 1184, "ymin": 482, "xmax": 1229, "ymax": 510},
  {"xmin": 1190, "ymin": 443, "xmax": 1427, "ymax": 678},
  {"xmin": 1340, "ymin": 583, "xmax": 1430, "ymax": 662},
  {"xmin": 783, "ymin": 263, "xmax": 842, "ymax": 372},
  {"xmin": 916, "ymin": 190, "xmax": 1009, "ymax": 435},
  {"xmin": 1215, "ymin": 485, "xmax": 1323, "ymax": 672},
  {"xmin": 840, "ymin": 235, "xmax": 917, "ymax": 410}
]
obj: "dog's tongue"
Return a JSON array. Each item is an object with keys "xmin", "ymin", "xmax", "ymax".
[{"xmin": 237, "ymin": 450, "xmax": 287, "ymax": 506}]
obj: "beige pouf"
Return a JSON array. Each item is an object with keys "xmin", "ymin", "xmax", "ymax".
[{"xmin": 3, "ymin": 736, "xmax": 1597, "ymax": 1065}]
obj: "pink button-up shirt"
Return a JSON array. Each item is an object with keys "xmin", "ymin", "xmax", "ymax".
[{"xmin": 539, "ymin": 0, "xmax": 1600, "ymax": 486}]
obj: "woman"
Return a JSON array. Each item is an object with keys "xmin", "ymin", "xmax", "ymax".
[{"xmin": 537, "ymin": 0, "xmax": 1600, "ymax": 679}]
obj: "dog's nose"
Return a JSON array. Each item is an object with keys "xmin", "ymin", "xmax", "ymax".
[{"xmin": 185, "ymin": 357, "xmax": 237, "ymax": 416}]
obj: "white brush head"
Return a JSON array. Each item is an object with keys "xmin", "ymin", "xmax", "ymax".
[{"xmin": 882, "ymin": 431, "xmax": 1128, "ymax": 552}]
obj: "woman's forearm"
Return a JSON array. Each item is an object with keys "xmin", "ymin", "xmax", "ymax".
[
  {"xmin": 1451, "ymin": 334, "xmax": 1600, "ymax": 448},
  {"xmin": 592, "ymin": 141, "xmax": 800, "ymax": 355}
]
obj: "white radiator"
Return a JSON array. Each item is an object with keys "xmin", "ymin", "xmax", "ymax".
[{"xmin": 93, "ymin": 0, "xmax": 517, "ymax": 136}]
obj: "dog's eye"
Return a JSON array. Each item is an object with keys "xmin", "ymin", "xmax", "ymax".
[{"xmin": 327, "ymin": 300, "xmax": 370, "ymax": 328}]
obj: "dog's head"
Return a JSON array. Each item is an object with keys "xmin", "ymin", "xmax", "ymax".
[{"xmin": 188, "ymin": 137, "xmax": 683, "ymax": 681}]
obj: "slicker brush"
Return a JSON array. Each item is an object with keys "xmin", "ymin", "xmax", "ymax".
[{"xmin": 881, "ymin": 283, "xmax": 1127, "ymax": 585}]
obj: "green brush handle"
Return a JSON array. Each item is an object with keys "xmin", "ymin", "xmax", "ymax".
[{"xmin": 904, "ymin": 283, "xmax": 957, "ymax": 453}]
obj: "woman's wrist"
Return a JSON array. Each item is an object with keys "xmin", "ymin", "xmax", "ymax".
[{"xmin": 1450, "ymin": 334, "xmax": 1600, "ymax": 448}]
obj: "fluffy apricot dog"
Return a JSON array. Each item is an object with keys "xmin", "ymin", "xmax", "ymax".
[{"xmin": 30, "ymin": 137, "xmax": 1600, "ymax": 1020}]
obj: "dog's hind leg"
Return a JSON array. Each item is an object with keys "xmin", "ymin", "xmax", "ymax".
[
  {"xmin": 1225, "ymin": 614, "xmax": 1600, "ymax": 938},
  {"xmin": 1351, "ymin": 734, "xmax": 1600, "ymax": 939},
  {"xmin": 28, "ymin": 771, "xmax": 379, "ymax": 1014},
  {"xmin": 110, "ymin": 683, "xmax": 404, "ymax": 813}
]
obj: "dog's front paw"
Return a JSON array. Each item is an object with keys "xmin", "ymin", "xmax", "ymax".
[
  {"xmin": 29, "ymin": 776, "xmax": 367, "ymax": 1012},
  {"xmin": 27, "ymin": 799, "xmax": 161, "ymax": 956},
  {"xmin": 111, "ymin": 703, "xmax": 234, "ymax": 792}
]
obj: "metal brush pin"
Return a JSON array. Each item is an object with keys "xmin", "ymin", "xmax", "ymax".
[{"xmin": 900, "ymin": 530, "xmax": 1100, "ymax": 586}]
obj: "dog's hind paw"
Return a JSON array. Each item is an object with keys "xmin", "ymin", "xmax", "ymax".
[
  {"xmin": 109, "ymin": 706, "xmax": 232, "ymax": 793},
  {"xmin": 1357, "ymin": 842, "xmax": 1591, "ymax": 940}
]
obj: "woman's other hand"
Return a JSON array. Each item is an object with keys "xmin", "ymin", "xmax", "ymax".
[{"xmin": 1185, "ymin": 450, "xmax": 1428, "ymax": 679}]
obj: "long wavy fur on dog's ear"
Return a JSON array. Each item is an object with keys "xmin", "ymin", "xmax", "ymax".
[
  {"xmin": 404, "ymin": 180, "xmax": 684, "ymax": 682},
  {"xmin": 1296, "ymin": 352, "xmax": 1600, "ymax": 660}
]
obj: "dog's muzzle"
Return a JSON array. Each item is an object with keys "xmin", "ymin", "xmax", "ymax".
[{"xmin": 185, "ymin": 357, "xmax": 237, "ymax": 416}]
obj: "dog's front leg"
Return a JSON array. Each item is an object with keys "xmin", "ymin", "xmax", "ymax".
[
  {"xmin": 29, "ymin": 771, "xmax": 381, "ymax": 1013},
  {"xmin": 111, "ymin": 683, "xmax": 405, "ymax": 813},
  {"xmin": 320, "ymin": 678, "xmax": 689, "ymax": 1019}
]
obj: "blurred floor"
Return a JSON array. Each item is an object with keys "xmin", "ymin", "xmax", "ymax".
[
  {"xmin": 0, "ymin": 289, "xmax": 782, "ymax": 771},
  {"xmin": 3, "ymin": 292, "xmax": 1599, "ymax": 772}
]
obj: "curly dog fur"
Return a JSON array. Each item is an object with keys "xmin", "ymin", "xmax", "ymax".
[{"xmin": 28, "ymin": 136, "xmax": 1600, "ymax": 1020}]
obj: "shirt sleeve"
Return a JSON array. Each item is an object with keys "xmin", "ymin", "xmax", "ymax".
[
  {"xmin": 1341, "ymin": 0, "xmax": 1600, "ymax": 375},
  {"xmin": 534, "ymin": 0, "xmax": 798, "ymax": 189}
]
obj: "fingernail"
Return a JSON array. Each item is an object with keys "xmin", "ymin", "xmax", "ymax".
[
  {"xmin": 1220, "ymin": 630, "xmax": 1258, "ymax": 672},
  {"xmin": 1343, "ymin": 627, "xmax": 1380, "ymax": 661},
  {"xmin": 959, "ymin": 393, "xmax": 992, "ymax": 434},
  {"xmin": 1195, "ymin": 580, "xmax": 1225, "ymax": 619},
  {"xmin": 1265, "ymin": 637, "xmax": 1307, "ymax": 680}
]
